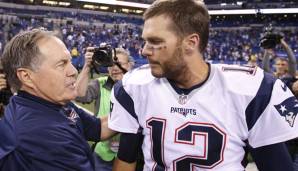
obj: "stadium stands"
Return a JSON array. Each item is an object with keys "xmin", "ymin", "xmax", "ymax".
[{"xmin": 0, "ymin": 2, "xmax": 297, "ymax": 69}]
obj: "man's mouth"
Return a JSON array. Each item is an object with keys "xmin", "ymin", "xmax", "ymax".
[
  {"xmin": 67, "ymin": 81, "xmax": 76, "ymax": 89},
  {"xmin": 112, "ymin": 72, "xmax": 122, "ymax": 75}
]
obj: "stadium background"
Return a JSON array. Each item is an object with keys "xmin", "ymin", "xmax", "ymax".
[{"xmin": 0, "ymin": 0, "xmax": 297, "ymax": 170}]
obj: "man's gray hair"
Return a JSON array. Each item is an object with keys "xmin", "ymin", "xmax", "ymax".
[
  {"xmin": 1, "ymin": 28, "xmax": 54, "ymax": 91},
  {"xmin": 115, "ymin": 47, "xmax": 135, "ymax": 63}
]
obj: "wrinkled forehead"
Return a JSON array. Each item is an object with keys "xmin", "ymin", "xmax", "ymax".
[{"xmin": 37, "ymin": 36, "xmax": 70, "ymax": 62}]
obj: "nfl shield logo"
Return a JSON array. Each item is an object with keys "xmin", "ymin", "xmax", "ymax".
[{"xmin": 178, "ymin": 94, "xmax": 188, "ymax": 105}]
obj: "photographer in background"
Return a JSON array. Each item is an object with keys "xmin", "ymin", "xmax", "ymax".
[
  {"xmin": 261, "ymin": 28, "xmax": 296, "ymax": 87},
  {"xmin": 75, "ymin": 46, "xmax": 134, "ymax": 171}
]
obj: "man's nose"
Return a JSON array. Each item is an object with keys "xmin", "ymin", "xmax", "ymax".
[
  {"xmin": 141, "ymin": 44, "xmax": 153, "ymax": 57},
  {"xmin": 68, "ymin": 63, "xmax": 78, "ymax": 76}
]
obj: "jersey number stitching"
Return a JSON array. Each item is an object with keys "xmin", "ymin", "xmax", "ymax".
[
  {"xmin": 222, "ymin": 65, "xmax": 257, "ymax": 75},
  {"xmin": 147, "ymin": 118, "xmax": 227, "ymax": 171}
]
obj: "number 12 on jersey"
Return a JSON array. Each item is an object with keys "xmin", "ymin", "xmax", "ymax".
[{"xmin": 147, "ymin": 117, "xmax": 227, "ymax": 171}]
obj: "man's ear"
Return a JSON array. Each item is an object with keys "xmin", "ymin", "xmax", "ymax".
[
  {"xmin": 184, "ymin": 33, "xmax": 200, "ymax": 54},
  {"xmin": 16, "ymin": 68, "xmax": 35, "ymax": 89}
]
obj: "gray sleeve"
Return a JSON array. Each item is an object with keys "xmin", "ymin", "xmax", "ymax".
[
  {"xmin": 75, "ymin": 79, "xmax": 100, "ymax": 103},
  {"xmin": 262, "ymin": 50, "xmax": 272, "ymax": 73},
  {"xmin": 285, "ymin": 44, "xmax": 296, "ymax": 77}
]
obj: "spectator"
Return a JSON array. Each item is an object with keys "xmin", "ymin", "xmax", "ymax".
[
  {"xmin": 76, "ymin": 47, "xmax": 134, "ymax": 171},
  {"xmin": 109, "ymin": 0, "xmax": 298, "ymax": 170},
  {"xmin": 0, "ymin": 28, "xmax": 114, "ymax": 171},
  {"xmin": 246, "ymin": 55, "xmax": 258, "ymax": 67},
  {"xmin": 262, "ymin": 38, "xmax": 297, "ymax": 88}
]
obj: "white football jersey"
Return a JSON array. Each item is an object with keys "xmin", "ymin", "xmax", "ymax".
[{"xmin": 109, "ymin": 64, "xmax": 298, "ymax": 171}]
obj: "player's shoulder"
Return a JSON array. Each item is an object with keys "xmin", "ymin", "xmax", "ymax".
[
  {"xmin": 122, "ymin": 64, "xmax": 155, "ymax": 86},
  {"xmin": 211, "ymin": 63, "xmax": 276, "ymax": 95},
  {"xmin": 213, "ymin": 63, "xmax": 261, "ymax": 78}
]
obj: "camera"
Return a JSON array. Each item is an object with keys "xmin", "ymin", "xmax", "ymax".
[
  {"xmin": 92, "ymin": 43, "xmax": 115, "ymax": 67},
  {"xmin": 91, "ymin": 43, "xmax": 129, "ymax": 74},
  {"xmin": 260, "ymin": 25, "xmax": 283, "ymax": 49}
]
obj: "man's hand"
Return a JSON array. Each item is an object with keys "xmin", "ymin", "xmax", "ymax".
[
  {"xmin": 0, "ymin": 74, "xmax": 8, "ymax": 91},
  {"xmin": 83, "ymin": 47, "xmax": 95, "ymax": 70},
  {"xmin": 100, "ymin": 115, "xmax": 117, "ymax": 140},
  {"xmin": 292, "ymin": 80, "xmax": 298, "ymax": 97},
  {"xmin": 75, "ymin": 47, "xmax": 95, "ymax": 97}
]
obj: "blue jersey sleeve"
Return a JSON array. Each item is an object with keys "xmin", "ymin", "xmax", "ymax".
[
  {"xmin": 117, "ymin": 132, "xmax": 143, "ymax": 163},
  {"xmin": 250, "ymin": 142, "xmax": 293, "ymax": 171}
]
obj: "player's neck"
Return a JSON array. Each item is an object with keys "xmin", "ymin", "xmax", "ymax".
[{"xmin": 172, "ymin": 60, "xmax": 209, "ymax": 89}]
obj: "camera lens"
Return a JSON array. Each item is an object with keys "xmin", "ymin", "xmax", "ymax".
[{"xmin": 92, "ymin": 46, "xmax": 114, "ymax": 67}]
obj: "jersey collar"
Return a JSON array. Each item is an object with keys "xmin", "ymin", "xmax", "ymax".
[
  {"xmin": 167, "ymin": 63, "xmax": 211, "ymax": 95},
  {"xmin": 17, "ymin": 90, "xmax": 63, "ymax": 111}
]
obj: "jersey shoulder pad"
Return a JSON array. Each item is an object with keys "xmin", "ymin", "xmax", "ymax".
[
  {"xmin": 213, "ymin": 64, "xmax": 269, "ymax": 96},
  {"xmin": 122, "ymin": 64, "xmax": 155, "ymax": 86}
]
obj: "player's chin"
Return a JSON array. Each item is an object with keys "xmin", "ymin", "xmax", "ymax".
[
  {"xmin": 149, "ymin": 63, "xmax": 164, "ymax": 77},
  {"xmin": 151, "ymin": 69, "xmax": 164, "ymax": 78}
]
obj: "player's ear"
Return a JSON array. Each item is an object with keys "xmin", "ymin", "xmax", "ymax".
[{"xmin": 184, "ymin": 33, "xmax": 200, "ymax": 54}]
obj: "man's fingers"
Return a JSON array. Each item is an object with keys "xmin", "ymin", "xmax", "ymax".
[
  {"xmin": 86, "ymin": 47, "xmax": 96, "ymax": 52},
  {"xmin": 0, "ymin": 81, "xmax": 7, "ymax": 90}
]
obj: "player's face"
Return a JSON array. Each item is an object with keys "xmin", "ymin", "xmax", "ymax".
[
  {"xmin": 108, "ymin": 53, "xmax": 131, "ymax": 81},
  {"xmin": 29, "ymin": 37, "xmax": 78, "ymax": 105},
  {"xmin": 142, "ymin": 15, "xmax": 187, "ymax": 79}
]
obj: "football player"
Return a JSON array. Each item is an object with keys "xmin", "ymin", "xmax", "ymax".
[{"xmin": 109, "ymin": 0, "xmax": 298, "ymax": 170}]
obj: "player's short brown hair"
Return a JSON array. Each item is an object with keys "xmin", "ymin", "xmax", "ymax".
[{"xmin": 143, "ymin": 0, "xmax": 210, "ymax": 53}]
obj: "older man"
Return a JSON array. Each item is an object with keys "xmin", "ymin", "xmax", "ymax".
[{"xmin": 0, "ymin": 28, "xmax": 114, "ymax": 171}]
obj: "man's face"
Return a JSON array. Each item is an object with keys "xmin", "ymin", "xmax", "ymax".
[
  {"xmin": 107, "ymin": 53, "xmax": 131, "ymax": 81},
  {"xmin": 141, "ymin": 15, "xmax": 187, "ymax": 79},
  {"xmin": 29, "ymin": 37, "xmax": 78, "ymax": 105},
  {"xmin": 275, "ymin": 59, "xmax": 288, "ymax": 74}
]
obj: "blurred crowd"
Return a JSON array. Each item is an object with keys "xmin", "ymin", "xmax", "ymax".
[{"xmin": 0, "ymin": 7, "xmax": 298, "ymax": 70}]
